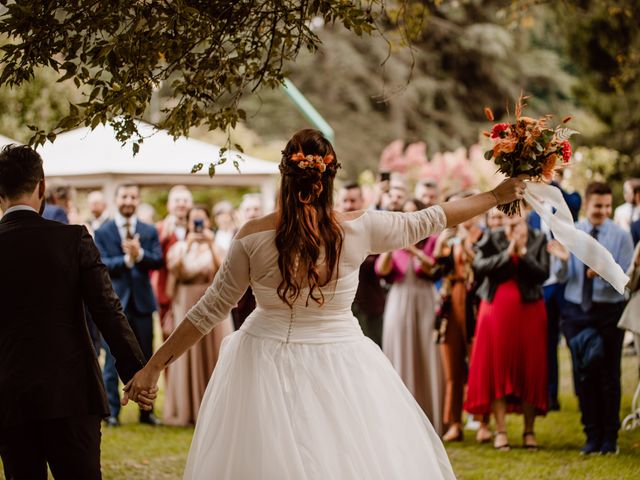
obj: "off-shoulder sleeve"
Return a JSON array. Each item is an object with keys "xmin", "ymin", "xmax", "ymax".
[
  {"xmin": 365, "ymin": 206, "xmax": 447, "ymax": 254},
  {"xmin": 186, "ymin": 238, "xmax": 250, "ymax": 334}
]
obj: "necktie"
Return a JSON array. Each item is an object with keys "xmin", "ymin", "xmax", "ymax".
[
  {"xmin": 123, "ymin": 221, "xmax": 134, "ymax": 240},
  {"xmin": 581, "ymin": 227, "xmax": 599, "ymax": 312}
]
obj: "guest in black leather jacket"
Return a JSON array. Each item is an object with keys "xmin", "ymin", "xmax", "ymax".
[
  {"xmin": 465, "ymin": 214, "xmax": 550, "ymax": 451},
  {"xmin": 474, "ymin": 219, "xmax": 549, "ymax": 304}
]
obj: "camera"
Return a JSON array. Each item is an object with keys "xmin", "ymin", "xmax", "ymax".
[{"xmin": 194, "ymin": 219, "xmax": 204, "ymax": 233}]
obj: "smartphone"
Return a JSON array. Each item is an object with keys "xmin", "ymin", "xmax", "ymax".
[{"xmin": 194, "ymin": 219, "xmax": 204, "ymax": 233}]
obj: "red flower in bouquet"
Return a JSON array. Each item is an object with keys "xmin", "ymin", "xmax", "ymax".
[
  {"xmin": 483, "ymin": 94, "xmax": 579, "ymax": 215},
  {"xmin": 561, "ymin": 141, "xmax": 572, "ymax": 163},
  {"xmin": 490, "ymin": 123, "xmax": 510, "ymax": 139}
]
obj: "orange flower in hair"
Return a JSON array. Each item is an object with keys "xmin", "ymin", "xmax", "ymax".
[{"xmin": 289, "ymin": 151, "xmax": 333, "ymax": 172}]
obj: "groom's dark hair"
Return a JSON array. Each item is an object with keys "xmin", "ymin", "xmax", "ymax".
[{"xmin": 0, "ymin": 144, "xmax": 44, "ymax": 199}]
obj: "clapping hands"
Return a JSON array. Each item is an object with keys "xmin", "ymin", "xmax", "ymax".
[
  {"xmin": 546, "ymin": 239, "xmax": 569, "ymax": 262},
  {"xmin": 506, "ymin": 219, "xmax": 528, "ymax": 256},
  {"xmin": 405, "ymin": 244, "xmax": 433, "ymax": 264},
  {"xmin": 122, "ymin": 234, "xmax": 141, "ymax": 260}
]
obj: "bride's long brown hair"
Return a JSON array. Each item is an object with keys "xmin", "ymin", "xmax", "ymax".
[{"xmin": 276, "ymin": 129, "xmax": 343, "ymax": 308}]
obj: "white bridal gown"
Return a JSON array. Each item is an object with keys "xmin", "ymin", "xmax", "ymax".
[{"xmin": 183, "ymin": 207, "xmax": 455, "ymax": 480}]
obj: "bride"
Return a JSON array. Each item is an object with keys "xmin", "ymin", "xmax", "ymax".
[{"xmin": 124, "ymin": 129, "xmax": 526, "ymax": 479}]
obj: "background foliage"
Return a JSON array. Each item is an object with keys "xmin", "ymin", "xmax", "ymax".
[{"xmin": 0, "ymin": 0, "xmax": 638, "ymax": 193}]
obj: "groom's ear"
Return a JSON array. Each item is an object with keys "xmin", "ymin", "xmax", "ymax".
[
  {"xmin": 38, "ymin": 178, "xmax": 46, "ymax": 199},
  {"xmin": 38, "ymin": 179, "xmax": 46, "ymax": 216}
]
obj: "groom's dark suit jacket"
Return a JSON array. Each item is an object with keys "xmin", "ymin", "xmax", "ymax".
[{"xmin": 0, "ymin": 209, "xmax": 146, "ymax": 429}]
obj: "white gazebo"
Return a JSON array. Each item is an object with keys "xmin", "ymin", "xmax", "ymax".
[
  {"xmin": 0, "ymin": 134, "xmax": 20, "ymax": 147},
  {"xmin": 38, "ymin": 120, "xmax": 280, "ymax": 210}
]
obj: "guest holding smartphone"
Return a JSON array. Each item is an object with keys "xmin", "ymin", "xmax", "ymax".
[{"xmin": 162, "ymin": 205, "xmax": 234, "ymax": 426}]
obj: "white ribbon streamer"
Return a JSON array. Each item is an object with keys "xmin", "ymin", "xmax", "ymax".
[{"xmin": 523, "ymin": 181, "xmax": 629, "ymax": 294}]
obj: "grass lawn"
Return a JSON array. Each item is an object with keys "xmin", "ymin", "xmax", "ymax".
[{"xmin": 2, "ymin": 347, "xmax": 639, "ymax": 479}]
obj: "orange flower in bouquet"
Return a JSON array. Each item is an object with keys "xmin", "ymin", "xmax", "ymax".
[{"xmin": 483, "ymin": 95, "xmax": 578, "ymax": 215}]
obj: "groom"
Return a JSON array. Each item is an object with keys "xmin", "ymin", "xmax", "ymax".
[{"xmin": 0, "ymin": 144, "xmax": 156, "ymax": 479}]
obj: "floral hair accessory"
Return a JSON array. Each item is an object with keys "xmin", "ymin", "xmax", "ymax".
[{"xmin": 290, "ymin": 152, "xmax": 334, "ymax": 172}]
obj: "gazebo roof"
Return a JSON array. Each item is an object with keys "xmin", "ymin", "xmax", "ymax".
[
  {"xmin": 0, "ymin": 134, "xmax": 20, "ymax": 146},
  {"xmin": 38, "ymin": 120, "xmax": 279, "ymax": 186}
]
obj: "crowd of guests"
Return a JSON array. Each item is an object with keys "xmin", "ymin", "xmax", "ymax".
[
  {"xmin": 9, "ymin": 173, "xmax": 639, "ymax": 456},
  {"xmin": 337, "ymin": 172, "xmax": 639, "ymax": 455}
]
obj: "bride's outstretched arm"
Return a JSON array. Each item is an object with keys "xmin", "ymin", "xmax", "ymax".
[
  {"xmin": 366, "ymin": 176, "xmax": 527, "ymax": 256},
  {"xmin": 122, "ymin": 319, "xmax": 204, "ymax": 405},
  {"xmin": 439, "ymin": 176, "xmax": 527, "ymax": 228},
  {"xmin": 123, "ymin": 237, "xmax": 252, "ymax": 405}
]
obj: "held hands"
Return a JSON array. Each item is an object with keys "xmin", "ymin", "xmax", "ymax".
[
  {"xmin": 491, "ymin": 176, "xmax": 528, "ymax": 206},
  {"xmin": 121, "ymin": 365, "xmax": 162, "ymax": 410}
]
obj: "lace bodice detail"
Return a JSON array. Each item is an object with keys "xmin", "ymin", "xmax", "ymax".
[{"xmin": 186, "ymin": 207, "xmax": 447, "ymax": 334}]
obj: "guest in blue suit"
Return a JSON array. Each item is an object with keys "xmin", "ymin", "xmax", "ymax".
[
  {"xmin": 95, "ymin": 184, "xmax": 163, "ymax": 426},
  {"xmin": 42, "ymin": 184, "xmax": 71, "ymax": 224},
  {"xmin": 527, "ymin": 173, "xmax": 582, "ymax": 411}
]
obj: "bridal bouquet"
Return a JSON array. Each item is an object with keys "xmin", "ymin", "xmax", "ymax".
[{"xmin": 483, "ymin": 95, "xmax": 578, "ymax": 215}]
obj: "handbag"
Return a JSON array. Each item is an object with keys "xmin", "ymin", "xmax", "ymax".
[{"xmin": 434, "ymin": 294, "xmax": 451, "ymax": 344}]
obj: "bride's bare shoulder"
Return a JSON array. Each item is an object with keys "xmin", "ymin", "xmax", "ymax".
[{"xmin": 235, "ymin": 212, "xmax": 278, "ymax": 240}]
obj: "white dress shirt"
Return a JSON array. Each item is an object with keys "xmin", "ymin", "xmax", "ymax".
[
  {"xmin": 613, "ymin": 202, "xmax": 640, "ymax": 232},
  {"xmin": 114, "ymin": 212, "xmax": 145, "ymax": 268},
  {"xmin": 4, "ymin": 205, "xmax": 38, "ymax": 215},
  {"xmin": 90, "ymin": 211, "xmax": 110, "ymax": 233}
]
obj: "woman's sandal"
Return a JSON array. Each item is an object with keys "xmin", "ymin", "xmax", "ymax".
[
  {"xmin": 442, "ymin": 425, "xmax": 464, "ymax": 442},
  {"xmin": 476, "ymin": 427, "xmax": 492, "ymax": 444},
  {"xmin": 493, "ymin": 431, "xmax": 510, "ymax": 451},
  {"xmin": 522, "ymin": 431, "xmax": 539, "ymax": 451}
]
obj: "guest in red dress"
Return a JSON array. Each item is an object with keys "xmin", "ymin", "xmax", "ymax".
[{"xmin": 465, "ymin": 214, "xmax": 549, "ymax": 451}]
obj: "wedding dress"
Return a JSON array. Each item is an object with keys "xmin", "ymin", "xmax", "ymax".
[{"xmin": 183, "ymin": 207, "xmax": 456, "ymax": 479}]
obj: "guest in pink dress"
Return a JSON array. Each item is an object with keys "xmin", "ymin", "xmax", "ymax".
[
  {"xmin": 163, "ymin": 205, "xmax": 234, "ymax": 426},
  {"xmin": 376, "ymin": 198, "xmax": 445, "ymax": 433}
]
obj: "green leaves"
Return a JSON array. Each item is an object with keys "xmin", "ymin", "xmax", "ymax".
[
  {"xmin": 555, "ymin": 128, "xmax": 579, "ymax": 142},
  {"xmin": 0, "ymin": 0, "xmax": 381, "ymax": 147}
]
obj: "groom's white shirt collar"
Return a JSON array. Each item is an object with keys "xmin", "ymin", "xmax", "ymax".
[{"xmin": 4, "ymin": 205, "xmax": 38, "ymax": 215}]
